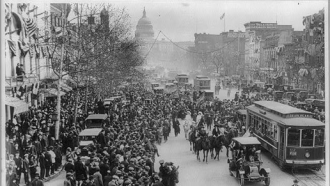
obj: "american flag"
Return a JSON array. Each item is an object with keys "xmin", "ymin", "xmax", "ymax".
[
  {"xmin": 220, "ymin": 13, "xmax": 225, "ymax": 20},
  {"xmin": 25, "ymin": 18, "xmax": 38, "ymax": 37},
  {"xmin": 7, "ymin": 39, "xmax": 17, "ymax": 56}
]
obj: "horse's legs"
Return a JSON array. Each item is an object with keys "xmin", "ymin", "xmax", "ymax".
[
  {"xmin": 190, "ymin": 141, "xmax": 192, "ymax": 151},
  {"xmin": 203, "ymin": 150, "xmax": 205, "ymax": 162},
  {"xmin": 226, "ymin": 147, "xmax": 229, "ymax": 158}
]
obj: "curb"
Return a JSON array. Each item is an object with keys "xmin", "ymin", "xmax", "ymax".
[{"xmin": 43, "ymin": 165, "xmax": 65, "ymax": 182}]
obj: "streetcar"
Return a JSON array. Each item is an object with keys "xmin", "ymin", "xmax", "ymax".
[
  {"xmin": 165, "ymin": 83, "xmax": 177, "ymax": 94},
  {"xmin": 204, "ymin": 90, "xmax": 214, "ymax": 101},
  {"xmin": 176, "ymin": 74, "xmax": 189, "ymax": 87},
  {"xmin": 194, "ymin": 75, "xmax": 211, "ymax": 91},
  {"xmin": 245, "ymin": 101, "xmax": 325, "ymax": 170},
  {"xmin": 85, "ymin": 114, "xmax": 108, "ymax": 128}
]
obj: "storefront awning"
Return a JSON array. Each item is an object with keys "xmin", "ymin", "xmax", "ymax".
[
  {"xmin": 41, "ymin": 88, "xmax": 66, "ymax": 97},
  {"xmin": 5, "ymin": 95, "xmax": 29, "ymax": 114}
]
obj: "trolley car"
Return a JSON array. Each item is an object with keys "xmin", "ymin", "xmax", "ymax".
[
  {"xmin": 246, "ymin": 101, "xmax": 325, "ymax": 170},
  {"xmin": 176, "ymin": 74, "xmax": 189, "ymax": 87},
  {"xmin": 194, "ymin": 75, "xmax": 211, "ymax": 91}
]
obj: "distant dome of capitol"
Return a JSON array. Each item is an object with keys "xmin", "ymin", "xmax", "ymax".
[{"xmin": 135, "ymin": 7, "xmax": 154, "ymax": 40}]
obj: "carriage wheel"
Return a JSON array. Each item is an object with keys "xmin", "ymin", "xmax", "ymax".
[
  {"xmin": 239, "ymin": 174, "xmax": 245, "ymax": 186},
  {"xmin": 265, "ymin": 177, "xmax": 270, "ymax": 186}
]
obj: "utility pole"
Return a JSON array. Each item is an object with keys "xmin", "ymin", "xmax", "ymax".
[{"xmin": 55, "ymin": 4, "xmax": 67, "ymax": 140}]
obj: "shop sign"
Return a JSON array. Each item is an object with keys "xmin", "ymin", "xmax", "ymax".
[
  {"xmin": 247, "ymin": 23, "xmax": 277, "ymax": 29},
  {"xmin": 228, "ymin": 32, "xmax": 245, "ymax": 38}
]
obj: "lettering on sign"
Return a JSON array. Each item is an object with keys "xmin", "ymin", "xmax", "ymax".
[
  {"xmin": 227, "ymin": 33, "xmax": 245, "ymax": 38},
  {"xmin": 289, "ymin": 148, "xmax": 297, "ymax": 156},
  {"xmin": 247, "ymin": 23, "xmax": 277, "ymax": 29}
]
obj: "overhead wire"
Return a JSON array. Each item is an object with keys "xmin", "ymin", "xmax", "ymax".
[{"xmin": 159, "ymin": 30, "xmax": 246, "ymax": 55}]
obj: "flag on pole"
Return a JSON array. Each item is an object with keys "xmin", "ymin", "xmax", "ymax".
[{"xmin": 220, "ymin": 13, "xmax": 225, "ymax": 20}]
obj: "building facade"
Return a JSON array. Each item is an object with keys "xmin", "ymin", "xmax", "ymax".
[
  {"xmin": 244, "ymin": 22, "xmax": 293, "ymax": 84},
  {"xmin": 4, "ymin": 3, "xmax": 71, "ymax": 122}
]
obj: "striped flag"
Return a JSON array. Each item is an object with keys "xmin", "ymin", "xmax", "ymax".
[
  {"xmin": 220, "ymin": 13, "xmax": 225, "ymax": 20},
  {"xmin": 24, "ymin": 18, "xmax": 38, "ymax": 37},
  {"xmin": 7, "ymin": 39, "xmax": 17, "ymax": 56},
  {"xmin": 18, "ymin": 39, "xmax": 30, "ymax": 56}
]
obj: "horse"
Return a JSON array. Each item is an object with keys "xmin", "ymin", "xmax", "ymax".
[
  {"xmin": 201, "ymin": 135, "xmax": 211, "ymax": 162},
  {"xmin": 208, "ymin": 136, "xmax": 215, "ymax": 159},
  {"xmin": 219, "ymin": 128, "xmax": 239, "ymax": 157},
  {"xmin": 213, "ymin": 135, "xmax": 223, "ymax": 160},
  {"xmin": 188, "ymin": 127, "xmax": 197, "ymax": 153}
]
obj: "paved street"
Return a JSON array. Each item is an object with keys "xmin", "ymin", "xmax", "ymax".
[{"xmin": 45, "ymin": 89, "xmax": 298, "ymax": 186}]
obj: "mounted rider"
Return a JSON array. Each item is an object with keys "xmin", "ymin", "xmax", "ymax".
[{"xmin": 196, "ymin": 125, "xmax": 207, "ymax": 141}]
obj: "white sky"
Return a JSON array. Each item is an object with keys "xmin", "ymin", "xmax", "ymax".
[{"xmin": 6, "ymin": 0, "xmax": 328, "ymax": 41}]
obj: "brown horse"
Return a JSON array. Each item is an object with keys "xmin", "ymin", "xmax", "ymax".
[
  {"xmin": 213, "ymin": 135, "xmax": 223, "ymax": 160},
  {"xmin": 188, "ymin": 127, "xmax": 197, "ymax": 153},
  {"xmin": 220, "ymin": 128, "xmax": 239, "ymax": 157},
  {"xmin": 201, "ymin": 136, "xmax": 211, "ymax": 162}
]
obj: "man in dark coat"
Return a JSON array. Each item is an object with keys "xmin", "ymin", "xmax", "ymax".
[
  {"xmin": 99, "ymin": 158, "xmax": 110, "ymax": 180},
  {"xmin": 173, "ymin": 118, "xmax": 180, "ymax": 137},
  {"xmin": 14, "ymin": 152, "xmax": 23, "ymax": 182},
  {"xmin": 39, "ymin": 151, "xmax": 46, "ymax": 180},
  {"xmin": 44, "ymin": 148, "xmax": 52, "ymax": 178},
  {"xmin": 97, "ymin": 130, "xmax": 107, "ymax": 148},
  {"xmin": 75, "ymin": 156, "xmax": 87, "ymax": 184},
  {"xmin": 64, "ymin": 158, "xmax": 75, "ymax": 173}
]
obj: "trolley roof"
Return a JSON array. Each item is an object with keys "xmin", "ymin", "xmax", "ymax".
[
  {"xmin": 253, "ymin": 101, "xmax": 310, "ymax": 115},
  {"xmin": 85, "ymin": 114, "xmax": 107, "ymax": 120},
  {"xmin": 281, "ymin": 118, "xmax": 325, "ymax": 127},
  {"xmin": 232, "ymin": 137, "xmax": 261, "ymax": 145},
  {"xmin": 247, "ymin": 105, "xmax": 324, "ymax": 127}
]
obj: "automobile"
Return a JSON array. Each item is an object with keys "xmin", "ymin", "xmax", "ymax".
[
  {"xmin": 273, "ymin": 91, "xmax": 284, "ymax": 102},
  {"xmin": 78, "ymin": 128, "xmax": 103, "ymax": 162},
  {"xmin": 228, "ymin": 137, "xmax": 271, "ymax": 186}
]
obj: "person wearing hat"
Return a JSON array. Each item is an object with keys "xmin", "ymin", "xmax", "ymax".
[
  {"xmin": 103, "ymin": 170, "xmax": 112, "ymax": 186},
  {"xmin": 292, "ymin": 179, "xmax": 299, "ymax": 186},
  {"xmin": 158, "ymin": 160, "xmax": 166, "ymax": 179},
  {"xmin": 212, "ymin": 124, "xmax": 221, "ymax": 137},
  {"xmin": 64, "ymin": 158, "xmax": 75, "ymax": 173},
  {"xmin": 92, "ymin": 166, "xmax": 103, "ymax": 186},
  {"xmin": 64, "ymin": 172, "xmax": 74, "ymax": 186},
  {"xmin": 108, "ymin": 175, "xmax": 119, "ymax": 186},
  {"xmin": 22, "ymin": 154, "xmax": 30, "ymax": 185},
  {"xmin": 30, "ymin": 172, "xmax": 44, "ymax": 186},
  {"xmin": 152, "ymin": 174, "xmax": 164, "ymax": 186}
]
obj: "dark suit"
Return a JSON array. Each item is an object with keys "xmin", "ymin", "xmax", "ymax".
[
  {"xmin": 30, "ymin": 178, "xmax": 44, "ymax": 186},
  {"xmin": 39, "ymin": 154, "xmax": 46, "ymax": 179},
  {"xmin": 22, "ymin": 158, "xmax": 30, "ymax": 184},
  {"xmin": 14, "ymin": 157, "xmax": 23, "ymax": 182},
  {"xmin": 44, "ymin": 152, "xmax": 52, "ymax": 177}
]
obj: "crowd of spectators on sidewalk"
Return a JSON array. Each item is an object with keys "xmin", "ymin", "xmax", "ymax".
[{"xmin": 5, "ymin": 81, "xmax": 324, "ymax": 186}]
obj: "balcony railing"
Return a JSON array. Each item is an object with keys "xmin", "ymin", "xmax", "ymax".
[{"xmin": 5, "ymin": 73, "xmax": 39, "ymax": 88}]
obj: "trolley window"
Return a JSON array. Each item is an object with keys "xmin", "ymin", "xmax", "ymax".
[
  {"xmin": 315, "ymin": 129, "xmax": 324, "ymax": 146},
  {"xmin": 301, "ymin": 129, "xmax": 314, "ymax": 147},
  {"xmin": 288, "ymin": 128, "xmax": 300, "ymax": 146}
]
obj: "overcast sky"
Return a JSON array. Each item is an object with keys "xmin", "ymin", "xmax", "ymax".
[
  {"xmin": 116, "ymin": 0, "xmax": 327, "ymax": 41},
  {"xmin": 9, "ymin": 0, "xmax": 328, "ymax": 41}
]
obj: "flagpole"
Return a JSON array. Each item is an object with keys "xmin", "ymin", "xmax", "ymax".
[{"xmin": 224, "ymin": 13, "xmax": 225, "ymax": 32}]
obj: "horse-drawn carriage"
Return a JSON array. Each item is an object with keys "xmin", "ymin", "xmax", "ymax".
[{"xmin": 228, "ymin": 137, "xmax": 271, "ymax": 186}]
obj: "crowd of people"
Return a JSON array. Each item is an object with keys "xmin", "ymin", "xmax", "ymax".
[{"xmin": 5, "ymin": 79, "xmax": 324, "ymax": 186}]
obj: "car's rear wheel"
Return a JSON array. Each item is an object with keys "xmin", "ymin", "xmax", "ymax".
[{"xmin": 265, "ymin": 176, "xmax": 270, "ymax": 186}]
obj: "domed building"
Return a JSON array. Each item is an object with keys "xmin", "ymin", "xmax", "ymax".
[{"xmin": 135, "ymin": 8, "xmax": 154, "ymax": 41}]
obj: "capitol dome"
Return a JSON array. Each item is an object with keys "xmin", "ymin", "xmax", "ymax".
[{"xmin": 135, "ymin": 8, "xmax": 154, "ymax": 40}]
